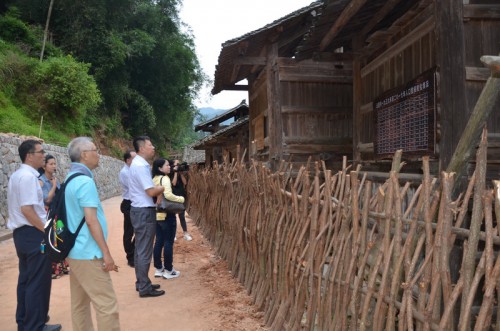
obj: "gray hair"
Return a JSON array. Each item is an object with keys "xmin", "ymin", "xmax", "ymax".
[{"xmin": 68, "ymin": 137, "xmax": 94, "ymax": 162}]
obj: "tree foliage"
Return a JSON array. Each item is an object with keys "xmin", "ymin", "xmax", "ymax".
[{"xmin": 1, "ymin": 0, "xmax": 205, "ymax": 151}]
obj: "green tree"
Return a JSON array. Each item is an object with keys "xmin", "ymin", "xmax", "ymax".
[{"xmin": 1, "ymin": 0, "xmax": 205, "ymax": 151}]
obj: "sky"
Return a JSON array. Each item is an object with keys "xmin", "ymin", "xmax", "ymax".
[{"xmin": 179, "ymin": 0, "xmax": 314, "ymax": 112}]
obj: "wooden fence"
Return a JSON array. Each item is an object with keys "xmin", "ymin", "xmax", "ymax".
[{"xmin": 187, "ymin": 133, "xmax": 500, "ymax": 330}]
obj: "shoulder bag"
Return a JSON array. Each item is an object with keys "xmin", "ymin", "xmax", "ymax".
[{"xmin": 157, "ymin": 176, "xmax": 185, "ymax": 214}]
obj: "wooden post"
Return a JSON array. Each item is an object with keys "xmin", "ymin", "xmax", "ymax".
[
  {"xmin": 446, "ymin": 54, "xmax": 500, "ymax": 194},
  {"xmin": 435, "ymin": 0, "xmax": 467, "ymax": 174},
  {"xmin": 266, "ymin": 43, "xmax": 283, "ymax": 171},
  {"xmin": 352, "ymin": 37, "xmax": 364, "ymax": 164}
]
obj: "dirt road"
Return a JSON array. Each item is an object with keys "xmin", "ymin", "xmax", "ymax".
[{"xmin": 0, "ymin": 196, "xmax": 267, "ymax": 331}]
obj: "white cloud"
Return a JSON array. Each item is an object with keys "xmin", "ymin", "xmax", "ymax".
[{"xmin": 180, "ymin": 0, "xmax": 314, "ymax": 111}]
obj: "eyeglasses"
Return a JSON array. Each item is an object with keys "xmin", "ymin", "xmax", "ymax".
[
  {"xmin": 30, "ymin": 150, "xmax": 46, "ymax": 154},
  {"xmin": 83, "ymin": 148, "xmax": 100, "ymax": 154}
]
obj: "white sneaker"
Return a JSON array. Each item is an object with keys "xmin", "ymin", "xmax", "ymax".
[
  {"xmin": 162, "ymin": 268, "xmax": 180, "ymax": 279},
  {"xmin": 154, "ymin": 268, "xmax": 164, "ymax": 278},
  {"xmin": 183, "ymin": 233, "xmax": 193, "ymax": 241}
]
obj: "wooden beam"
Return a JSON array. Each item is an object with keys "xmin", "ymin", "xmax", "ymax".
[
  {"xmin": 229, "ymin": 64, "xmax": 241, "ymax": 84},
  {"xmin": 279, "ymin": 73, "xmax": 352, "ymax": 83},
  {"xmin": 284, "ymin": 136, "xmax": 352, "ymax": 145},
  {"xmin": 361, "ymin": 16, "xmax": 435, "ymax": 77},
  {"xmin": 283, "ymin": 144, "xmax": 353, "ymax": 154},
  {"xmin": 320, "ymin": 0, "xmax": 368, "ymax": 51},
  {"xmin": 281, "ymin": 106, "xmax": 351, "ymax": 114},
  {"xmin": 311, "ymin": 52, "xmax": 355, "ymax": 62},
  {"xmin": 361, "ymin": 0, "xmax": 403, "ymax": 37},
  {"xmin": 277, "ymin": 24, "xmax": 311, "ymax": 49},
  {"xmin": 463, "ymin": 4, "xmax": 500, "ymax": 19},
  {"xmin": 251, "ymin": 46, "xmax": 268, "ymax": 75},
  {"xmin": 232, "ymin": 56, "xmax": 267, "ymax": 66},
  {"xmin": 465, "ymin": 67, "xmax": 492, "ymax": 82},
  {"xmin": 221, "ymin": 84, "xmax": 248, "ymax": 91}
]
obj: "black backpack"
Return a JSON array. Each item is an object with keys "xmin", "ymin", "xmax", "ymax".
[{"xmin": 43, "ymin": 172, "xmax": 86, "ymax": 262}]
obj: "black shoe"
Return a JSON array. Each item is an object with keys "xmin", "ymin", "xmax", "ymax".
[
  {"xmin": 139, "ymin": 288, "xmax": 165, "ymax": 298},
  {"xmin": 136, "ymin": 284, "xmax": 160, "ymax": 291},
  {"xmin": 127, "ymin": 261, "xmax": 135, "ymax": 267},
  {"xmin": 42, "ymin": 324, "xmax": 62, "ymax": 331}
]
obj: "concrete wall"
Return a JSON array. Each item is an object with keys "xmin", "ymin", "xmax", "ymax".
[{"xmin": 0, "ymin": 134, "xmax": 124, "ymax": 229}]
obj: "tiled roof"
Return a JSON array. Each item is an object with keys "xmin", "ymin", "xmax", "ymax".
[
  {"xmin": 212, "ymin": 1, "xmax": 323, "ymax": 95},
  {"xmin": 192, "ymin": 116, "xmax": 249, "ymax": 149}
]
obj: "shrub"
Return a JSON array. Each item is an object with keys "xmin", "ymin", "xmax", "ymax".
[{"xmin": 34, "ymin": 55, "xmax": 101, "ymax": 132}]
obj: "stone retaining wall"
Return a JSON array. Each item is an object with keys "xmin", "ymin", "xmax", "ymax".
[{"xmin": 0, "ymin": 134, "xmax": 124, "ymax": 229}]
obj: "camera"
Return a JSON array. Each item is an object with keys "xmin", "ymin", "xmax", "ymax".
[{"xmin": 175, "ymin": 162, "xmax": 189, "ymax": 172}]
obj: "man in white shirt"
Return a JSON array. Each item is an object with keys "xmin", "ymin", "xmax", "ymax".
[
  {"xmin": 7, "ymin": 139, "xmax": 62, "ymax": 331},
  {"xmin": 119, "ymin": 149, "xmax": 136, "ymax": 267},
  {"xmin": 128, "ymin": 136, "xmax": 165, "ymax": 297}
]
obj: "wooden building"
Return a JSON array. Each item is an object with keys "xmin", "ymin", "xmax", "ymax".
[
  {"xmin": 213, "ymin": 0, "xmax": 500, "ymax": 179},
  {"xmin": 193, "ymin": 100, "xmax": 250, "ymax": 165},
  {"xmin": 212, "ymin": 1, "xmax": 353, "ymax": 171}
]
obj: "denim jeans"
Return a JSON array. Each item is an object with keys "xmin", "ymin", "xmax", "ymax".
[{"xmin": 153, "ymin": 213, "xmax": 177, "ymax": 271}]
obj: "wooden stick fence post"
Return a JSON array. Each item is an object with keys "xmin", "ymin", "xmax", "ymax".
[{"xmin": 459, "ymin": 129, "xmax": 488, "ymax": 329}]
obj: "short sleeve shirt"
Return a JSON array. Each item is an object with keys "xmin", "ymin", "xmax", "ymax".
[
  {"xmin": 39, "ymin": 173, "xmax": 60, "ymax": 207},
  {"xmin": 119, "ymin": 165, "xmax": 131, "ymax": 200},
  {"xmin": 65, "ymin": 166, "xmax": 108, "ymax": 260},
  {"xmin": 129, "ymin": 155, "xmax": 155, "ymax": 207},
  {"xmin": 7, "ymin": 164, "xmax": 46, "ymax": 230}
]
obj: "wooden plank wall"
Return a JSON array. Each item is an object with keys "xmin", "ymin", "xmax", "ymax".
[
  {"xmin": 279, "ymin": 59, "xmax": 353, "ymax": 168},
  {"xmin": 358, "ymin": 28, "xmax": 436, "ymax": 165},
  {"xmin": 249, "ymin": 58, "xmax": 353, "ymax": 169},
  {"xmin": 356, "ymin": 1, "xmax": 500, "ymax": 178}
]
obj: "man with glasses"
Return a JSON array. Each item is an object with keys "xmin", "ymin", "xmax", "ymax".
[
  {"xmin": 64, "ymin": 137, "xmax": 120, "ymax": 330},
  {"xmin": 7, "ymin": 139, "xmax": 62, "ymax": 331}
]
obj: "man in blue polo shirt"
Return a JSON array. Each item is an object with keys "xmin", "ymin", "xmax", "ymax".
[
  {"xmin": 64, "ymin": 137, "xmax": 120, "ymax": 331},
  {"xmin": 129, "ymin": 136, "xmax": 165, "ymax": 297}
]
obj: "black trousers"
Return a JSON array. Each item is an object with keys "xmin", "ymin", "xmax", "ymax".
[
  {"xmin": 120, "ymin": 199, "xmax": 135, "ymax": 263},
  {"xmin": 13, "ymin": 225, "xmax": 52, "ymax": 331}
]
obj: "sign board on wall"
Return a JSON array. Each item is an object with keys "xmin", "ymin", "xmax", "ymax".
[{"xmin": 373, "ymin": 68, "xmax": 437, "ymax": 158}]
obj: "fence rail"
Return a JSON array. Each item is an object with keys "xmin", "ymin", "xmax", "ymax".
[{"xmin": 187, "ymin": 133, "xmax": 500, "ymax": 330}]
